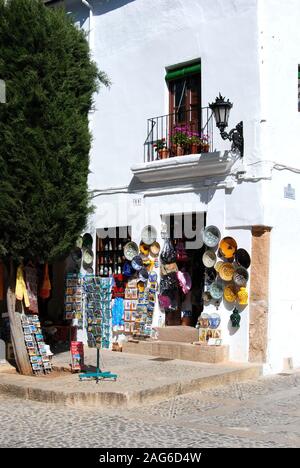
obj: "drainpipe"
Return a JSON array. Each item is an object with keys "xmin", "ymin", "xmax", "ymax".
[{"xmin": 81, "ymin": 0, "xmax": 93, "ymax": 50}]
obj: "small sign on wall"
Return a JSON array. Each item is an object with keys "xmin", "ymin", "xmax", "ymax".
[
  {"xmin": 284, "ymin": 184, "xmax": 295, "ymax": 200},
  {"xmin": 132, "ymin": 196, "xmax": 143, "ymax": 207}
]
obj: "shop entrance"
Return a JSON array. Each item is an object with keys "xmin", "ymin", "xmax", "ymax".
[{"xmin": 162, "ymin": 212, "xmax": 206, "ymax": 328}]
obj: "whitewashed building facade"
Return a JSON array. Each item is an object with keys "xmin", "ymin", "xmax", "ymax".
[{"xmin": 47, "ymin": 0, "xmax": 300, "ymax": 374}]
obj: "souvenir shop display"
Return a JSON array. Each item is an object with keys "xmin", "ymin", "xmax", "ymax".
[
  {"xmin": 97, "ymin": 235, "xmax": 129, "ymax": 277},
  {"xmin": 21, "ymin": 315, "xmax": 52, "ymax": 374},
  {"xmin": 133, "ymin": 277, "xmax": 158, "ymax": 336},
  {"xmin": 84, "ymin": 276, "xmax": 113, "ymax": 349},
  {"xmin": 93, "ymin": 222, "xmax": 252, "ymax": 345},
  {"xmin": 200, "ymin": 225, "xmax": 251, "ymax": 334},
  {"xmin": 64, "ymin": 274, "xmax": 84, "ymax": 329},
  {"xmin": 199, "ymin": 226, "xmax": 251, "ymax": 334},
  {"xmin": 123, "ymin": 283, "xmax": 138, "ymax": 335},
  {"xmin": 111, "ymin": 229, "xmax": 160, "ymax": 337},
  {"xmin": 198, "ymin": 311, "xmax": 222, "ymax": 344}
]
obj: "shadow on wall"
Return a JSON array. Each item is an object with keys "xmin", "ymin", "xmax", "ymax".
[
  {"xmin": 93, "ymin": 0, "xmax": 136, "ymax": 16},
  {"xmin": 63, "ymin": 0, "xmax": 135, "ymax": 29}
]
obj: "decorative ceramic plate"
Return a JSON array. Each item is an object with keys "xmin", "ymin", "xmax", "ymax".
[
  {"xmin": 233, "ymin": 266, "xmax": 249, "ymax": 287},
  {"xmin": 202, "ymin": 250, "xmax": 217, "ymax": 268},
  {"xmin": 219, "ymin": 237, "xmax": 237, "ymax": 259},
  {"xmin": 209, "ymin": 281, "xmax": 224, "ymax": 300},
  {"xmin": 124, "ymin": 242, "xmax": 139, "ymax": 261},
  {"xmin": 131, "ymin": 255, "xmax": 143, "ymax": 271},
  {"xmin": 219, "ymin": 262, "xmax": 235, "ymax": 281},
  {"xmin": 235, "ymin": 248, "xmax": 251, "ymax": 269},
  {"xmin": 224, "ymin": 285, "xmax": 237, "ymax": 303},
  {"xmin": 202, "ymin": 225, "xmax": 221, "ymax": 248},
  {"xmin": 141, "ymin": 225, "xmax": 157, "ymax": 245},
  {"xmin": 149, "ymin": 241, "xmax": 161, "ymax": 257}
]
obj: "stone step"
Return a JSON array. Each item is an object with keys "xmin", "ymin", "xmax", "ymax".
[
  {"xmin": 123, "ymin": 340, "xmax": 229, "ymax": 364},
  {"xmin": 153, "ymin": 326, "xmax": 199, "ymax": 343}
]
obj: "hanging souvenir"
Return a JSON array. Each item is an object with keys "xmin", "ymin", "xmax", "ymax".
[
  {"xmin": 160, "ymin": 272, "xmax": 178, "ymax": 292},
  {"xmin": 176, "ymin": 240, "xmax": 188, "ymax": 262},
  {"xmin": 160, "ymin": 238, "xmax": 176, "ymax": 264},
  {"xmin": 16, "ymin": 265, "xmax": 30, "ymax": 307},
  {"xmin": 230, "ymin": 308, "xmax": 241, "ymax": 327},
  {"xmin": 39, "ymin": 263, "xmax": 51, "ymax": 299},
  {"xmin": 24, "ymin": 265, "xmax": 39, "ymax": 314},
  {"xmin": 176, "ymin": 270, "xmax": 192, "ymax": 294}
]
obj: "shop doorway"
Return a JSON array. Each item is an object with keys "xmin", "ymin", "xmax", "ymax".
[{"xmin": 162, "ymin": 212, "xmax": 206, "ymax": 327}]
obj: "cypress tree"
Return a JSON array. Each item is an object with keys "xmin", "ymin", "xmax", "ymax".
[{"xmin": 0, "ymin": 0, "xmax": 108, "ymax": 374}]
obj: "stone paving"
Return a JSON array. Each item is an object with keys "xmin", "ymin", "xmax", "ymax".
[{"xmin": 0, "ymin": 372, "xmax": 300, "ymax": 448}]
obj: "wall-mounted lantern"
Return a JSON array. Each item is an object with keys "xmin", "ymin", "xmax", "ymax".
[{"xmin": 209, "ymin": 93, "xmax": 244, "ymax": 157}]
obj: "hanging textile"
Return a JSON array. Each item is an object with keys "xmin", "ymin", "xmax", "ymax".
[
  {"xmin": 112, "ymin": 297, "xmax": 124, "ymax": 327},
  {"xmin": 24, "ymin": 265, "xmax": 39, "ymax": 314},
  {"xmin": 15, "ymin": 265, "xmax": 30, "ymax": 307},
  {"xmin": 39, "ymin": 263, "xmax": 51, "ymax": 299},
  {"xmin": 0, "ymin": 262, "xmax": 4, "ymax": 301}
]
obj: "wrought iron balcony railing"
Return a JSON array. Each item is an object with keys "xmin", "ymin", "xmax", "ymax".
[{"xmin": 144, "ymin": 107, "xmax": 214, "ymax": 163}]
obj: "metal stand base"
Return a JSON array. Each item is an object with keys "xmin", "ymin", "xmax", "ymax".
[{"xmin": 79, "ymin": 348, "xmax": 117, "ymax": 384}]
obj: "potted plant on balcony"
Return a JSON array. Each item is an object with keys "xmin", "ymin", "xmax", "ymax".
[
  {"xmin": 153, "ymin": 138, "xmax": 169, "ymax": 159},
  {"xmin": 200, "ymin": 134, "xmax": 210, "ymax": 153},
  {"xmin": 171, "ymin": 127, "xmax": 189, "ymax": 156},
  {"xmin": 188, "ymin": 134, "xmax": 201, "ymax": 154}
]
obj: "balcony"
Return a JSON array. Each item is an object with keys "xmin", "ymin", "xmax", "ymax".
[
  {"xmin": 131, "ymin": 107, "xmax": 235, "ymax": 184},
  {"xmin": 143, "ymin": 107, "xmax": 214, "ymax": 163}
]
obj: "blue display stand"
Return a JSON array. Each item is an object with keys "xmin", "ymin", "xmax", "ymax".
[{"xmin": 79, "ymin": 348, "xmax": 117, "ymax": 384}]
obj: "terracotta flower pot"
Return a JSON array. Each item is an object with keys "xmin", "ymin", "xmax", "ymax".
[
  {"xmin": 158, "ymin": 148, "xmax": 169, "ymax": 159},
  {"xmin": 190, "ymin": 143, "xmax": 199, "ymax": 154},
  {"xmin": 201, "ymin": 143, "xmax": 210, "ymax": 153},
  {"xmin": 176, "ymin": 145, "xmax": 185, "ymax": 156}
]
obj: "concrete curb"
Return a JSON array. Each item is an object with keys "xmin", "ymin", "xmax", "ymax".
[{"xmin": 0, "ymin": 365, "xmax": 262, "ymax": 408}]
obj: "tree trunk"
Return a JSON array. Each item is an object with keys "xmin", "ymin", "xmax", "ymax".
[{"xmin": 6, "ymin": 259, "xmax": 32, "ymax": 376}]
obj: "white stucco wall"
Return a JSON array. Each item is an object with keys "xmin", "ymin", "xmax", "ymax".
[
  {"xmin": 263, "ymin": 169, "xmax": 300, "ymax": 374},
  {"xmin": 258, "ymin": 0, "xmax": 300, "ymax": 169},
  {"xmin": 84, "ymin": 0, "xmax": 261, "ymax": 190}
]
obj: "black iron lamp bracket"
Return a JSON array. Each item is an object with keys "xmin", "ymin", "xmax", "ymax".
[{"xmin": 220, "ymin": 121, "xmax": 244, "ymax": 157}]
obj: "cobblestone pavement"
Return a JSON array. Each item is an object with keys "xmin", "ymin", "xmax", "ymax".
[{"xmin": 0, "ymin": 372, "xmax": 300, "ymax": 448}]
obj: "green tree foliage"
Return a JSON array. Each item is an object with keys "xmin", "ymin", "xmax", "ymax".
[{"xmin": 0, "ymin": 0, "xmax": 108, "ymax": 263}]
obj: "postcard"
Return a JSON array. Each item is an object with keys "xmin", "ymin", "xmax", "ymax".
[
  {"xmin": 124, "ymin": 311, "xmax": 131, "ymax": 321},
  {"xmin": 24, "ymin": 334, "xmax": 33, "ymax": 342}
]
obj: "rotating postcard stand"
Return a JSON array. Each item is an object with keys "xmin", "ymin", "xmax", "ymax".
[
  {"xmin": 79, "ymin": 345, "xmax": 117, "ymax": 383},
  {"xmin": 79, "ymin": 275, "xmax": 117, "ymax": 383},
  {"xmin": 79, "ymin": 347, "xmax": 118, "ymax": 383}
]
